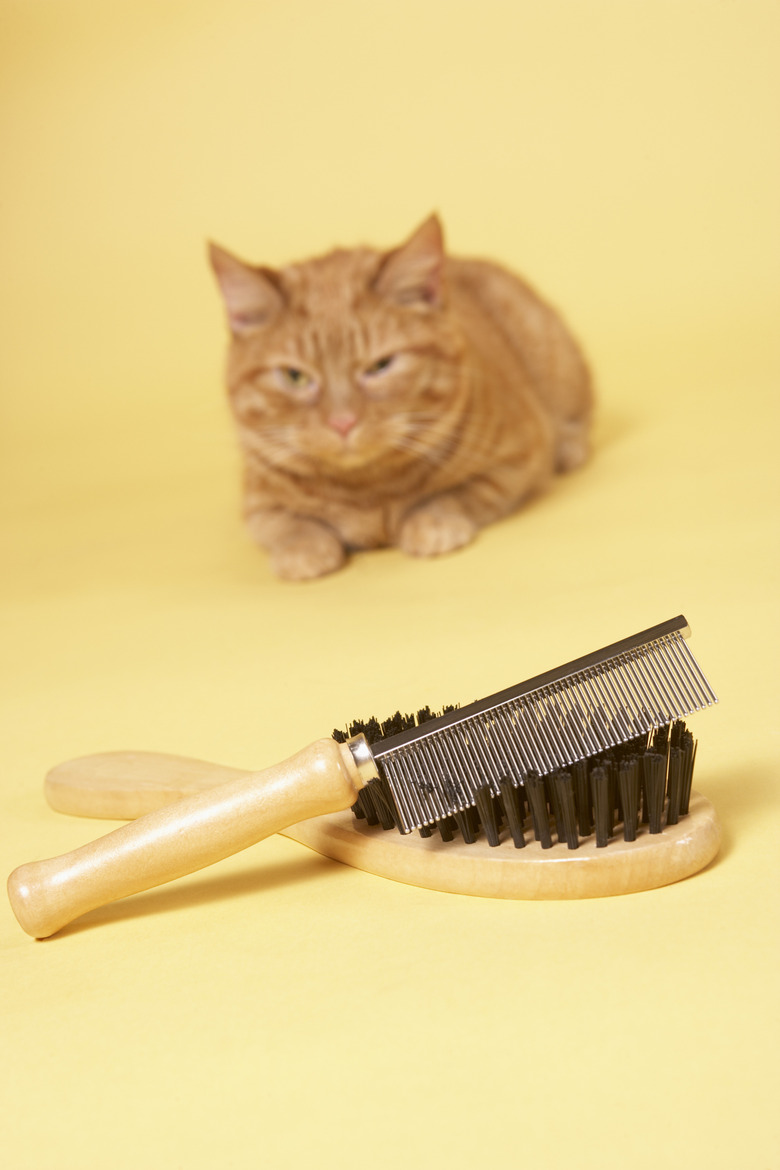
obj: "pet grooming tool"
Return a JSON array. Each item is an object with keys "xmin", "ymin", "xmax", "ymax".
[{"xmin": 8, "ymin": 616, "xmax": 720, "ymax": 938}]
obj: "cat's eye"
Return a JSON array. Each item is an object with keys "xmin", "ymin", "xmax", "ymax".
[
  {"xmin": 273, "ymin": 365, "xmax": 319, "ymax": 400},
  {"xmin": 274, "ymin": 366, "xmax": 320, "ymax": 397},
  {"xmin": 281, "ymin": 367, "xmax": 309, "ymax": 387},
  {"xmin": 364, "ymin": 355, "xmax": 396, "ymax": 377}
]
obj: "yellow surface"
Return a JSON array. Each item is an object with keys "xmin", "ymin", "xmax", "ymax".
[{"xmin": 1, "ymin": 1, "xmax": 778, "ymax": 1166}]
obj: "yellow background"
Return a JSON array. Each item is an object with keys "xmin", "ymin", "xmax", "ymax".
[{"xmin": 2, "ymin": 2, "xmax": 778, "ymax": 1167}]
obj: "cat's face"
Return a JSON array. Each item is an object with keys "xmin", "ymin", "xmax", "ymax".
[{"xmin": 210, "ymin": 216, "xmax": 466, "ymax": 478}]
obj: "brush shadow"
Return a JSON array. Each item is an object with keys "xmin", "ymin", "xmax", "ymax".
[{"xmin": 48, "ymin": 846, "xmax": 340, "ymax": 939}]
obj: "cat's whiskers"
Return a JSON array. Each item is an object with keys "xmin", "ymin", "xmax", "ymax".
[
  {"xmin": 244, "ymin": 397, "xmax": 509, "ymax": 481},
  {"xmin": 386, "ymin": 427, "xmax": 464, "ymax": 471}
]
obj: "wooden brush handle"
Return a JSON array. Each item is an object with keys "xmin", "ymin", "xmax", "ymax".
[{"xmin": 7, "ymin": 738, "xmax": 364, "ymax": 939}]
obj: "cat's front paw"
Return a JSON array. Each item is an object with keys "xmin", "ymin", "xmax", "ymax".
[
  {"xmin": 399, "ymin": 498, "xmax": 477, "ymax": 558},
  {"xmin": 555, "ymin": 417, "xmax": 591, "ymax": 472},
  {"xmin": 268, "ymin": 523, "xmax": 346, "ymax": 581}
]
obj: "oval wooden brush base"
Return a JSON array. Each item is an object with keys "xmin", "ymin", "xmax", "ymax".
[
  {"xmin": 45, "ymin": 751, "xmax": 721, "ymax": 900},
  {"xmin": 291, "ymin": 794, "xmax": 720, "ymax": 899}
]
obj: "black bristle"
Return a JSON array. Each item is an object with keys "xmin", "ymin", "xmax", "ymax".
[
  {"xmin": 552, "ymin": 771, "xmax": 579, "ymax": 850},
  {"xmin": 642, "ymin": 752, "xmax": 666, "ymax": 834},
  {"xmin": 618, "ymin": 757, "xmax": 640, "ymax": 842},
  {"xmin": 604, "ymin": 755, "xmax": 619, "ymax": 831},
  {"xmin": 624, "ymin": 732, "xmax": 650, "ymax": 758},
  {"xmin": 380, "ymin": 711, "xmax": 416, "ymax": 738},
  {"xmin": 365, "ymin": 776, "xmax": 399, "ymax": 831},
  {"xmin": 363, "ymin": 717, "xmax": 384, "ymax": 745},
  {"xmin": 437, "ymin": 817, "xmax": 455, "ymax": 842},
  {"xmin": 611, "ymin": 755, "xmax": 624, "ymax": 822},
  {"xmin": 667, "ymin": 747, "xmax": 683, "ymax": 825},
  {"xmin": 524, "ymin": 772, "xmax": 553, "ymax": 849},
  {"xmin": 474, "ymin": 785, "xmax": 501, "ymax": 847},
  {"xmin": 351, "ymin": 794, "xmax": 368, "ymax": 821},
  {"xmin": 652, "ymin": 724, "xmax": 670, "ymax": 755},
  {"xmin": 679, "ymin": 731, "xmax": 696, "ymax": 815},
  {"xmin": 591, "ymin": 766, "xmax": 611, "ymax": 848},
  {"xmin": 345, "ymin": 716, "xmax": 384, "ymax": 746},
  {"xmin": 352, "ymin": 789, "xmax": 377, "ymax": 825},
  {"xmin": 416, "ymin": 706, "xmax": 435, "ymax": 725},
  {"xmin": 546, "ymin": 772, "xmax": 563, "ymax": 839},
  {"xmin": 418, "ymin": 824, "xmax": 434, "ymax": 838},
  {"xmin": 670, "ymin": 719, "xmax": 687, "ymax": 748},
  {"xmin": 492, "ymin": 790, "xmax": 505, "ymax": 832},
  {"xmin": 591, "ymin": 756, "xmax": 616, "ymax": 838},
  {"xmin": 454, "ymin": 809, "xmax": 477, "ymax": 844},
  {"xmin": 499, "ymin": 777, "xmax": 526, "ymax": 849},
  {"xmin": 572, "ymin": 759, "xmax": 592, "ymax": 838}
]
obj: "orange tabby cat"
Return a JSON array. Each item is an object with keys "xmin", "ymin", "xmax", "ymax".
[{"xmin": 209, "ymin": 215, "xmax": 592, "ymax": 580}]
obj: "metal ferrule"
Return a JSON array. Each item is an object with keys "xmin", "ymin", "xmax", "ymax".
[{"xmin": 346, "ymin": 734, "xmax": 380, "ymax": 787}]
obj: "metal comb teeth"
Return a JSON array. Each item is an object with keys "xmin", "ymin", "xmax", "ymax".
[{"xmin": 353, "ymin": 616, "xmax": 717, "ymax": 835}]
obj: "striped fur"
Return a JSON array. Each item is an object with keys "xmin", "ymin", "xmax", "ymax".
[{"xmin": 209, "ymin": 215, "xmax": 593, "ymax": 580}]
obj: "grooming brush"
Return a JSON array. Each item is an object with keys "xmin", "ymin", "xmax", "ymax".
[{"xmin": 8, "ymin": 616, "xmax": 720, "ymax": 938}]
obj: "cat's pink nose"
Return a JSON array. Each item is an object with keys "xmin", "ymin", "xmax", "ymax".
[{"xmin": 327, "ymin": 412, "xmax": 358, "ymax": 437}]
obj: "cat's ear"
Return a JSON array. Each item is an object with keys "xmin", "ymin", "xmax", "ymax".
[
  {"xmin": 208, "ymin": 243, "xmax": 284, "ymax": 335},
  {"xmin": 374, "ymin": 214, "xmax": 444, "ymax": 307}
]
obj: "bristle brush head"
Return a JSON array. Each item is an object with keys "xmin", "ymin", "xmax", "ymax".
[{"xmin": 334, "ymin": 617, "xmax": 718, "ymax": 855}]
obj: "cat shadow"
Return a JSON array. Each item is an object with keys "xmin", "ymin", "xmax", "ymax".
[
  {"xmin": 590, "ymin": 406, "xmax": 634, "ymax": 453},
  {"xmin": 44, "ymin": 846, "xmax": 341, "ymax": 940}
]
